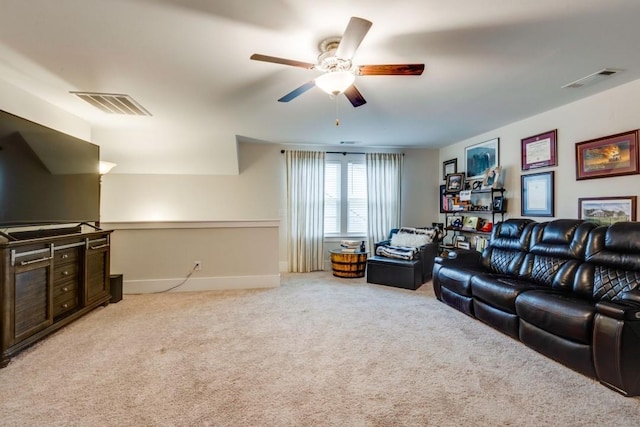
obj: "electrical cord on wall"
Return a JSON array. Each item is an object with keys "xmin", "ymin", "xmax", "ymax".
[{"xmin": 125, "ymin": 264, "xmax": 197, "ymax": 295}]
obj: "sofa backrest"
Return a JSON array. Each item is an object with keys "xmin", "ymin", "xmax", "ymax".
[
  {"xmin": 520, "ymin": 219, "xmax": 596, "ymax": 290},
  {"xmin": 576, "ymin": 222, "xmax": 640, "ymax": 301},
  {"xmin": 480, "ymin": 218, "xmax": 535, "ymax": 275}
]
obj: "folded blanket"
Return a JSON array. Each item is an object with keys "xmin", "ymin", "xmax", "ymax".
[{"xmin": 376, "ymin": 245, "xmax": 419, "ymax": 260}]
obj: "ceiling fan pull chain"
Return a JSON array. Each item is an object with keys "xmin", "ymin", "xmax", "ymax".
[{"xmin": 335, "ymin": 96, "xmax": 340, "ymax": 126}]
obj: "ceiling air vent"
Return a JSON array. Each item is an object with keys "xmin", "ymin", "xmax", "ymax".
[
  {"xmin": 71, "ymin": 91, "xmax": 152, "ymax": 116},
  {"xmin": 561, "ymin": 68, "xmax": 619, "ymax": 89}
]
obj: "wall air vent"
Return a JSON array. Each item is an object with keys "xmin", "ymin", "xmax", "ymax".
[
  {"xmin": 71, "ymin": 91, "xmax": 152, "ymax": 116},
  {"xmin": 561, "ymin": 68, "xmax": 620, "ymax": 89}
]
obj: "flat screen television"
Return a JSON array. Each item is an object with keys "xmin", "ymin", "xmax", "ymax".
[{"xmin": 0, "ymin": 109, "xmax": 100, "ymax": 230}]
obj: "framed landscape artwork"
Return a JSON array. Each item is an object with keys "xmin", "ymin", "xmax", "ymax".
[
  {"xmin": 465, "ymin": 138, "xmax": 499, "ymax": 180},
  {"xmin": 575, "ymin": 130, "xmax": 639, "ymax": 180},
  {"xmin": 521, "ymin": 129, "xmax": 557, "ymax": 170},
  {"xmin": 578, "ymin": 196, "xmax": 637, "ymax": 225}
]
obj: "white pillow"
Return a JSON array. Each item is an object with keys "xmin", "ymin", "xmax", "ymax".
[{"xmin": 390, "ymin": 229, "xmax": 432, "ymax": 248}]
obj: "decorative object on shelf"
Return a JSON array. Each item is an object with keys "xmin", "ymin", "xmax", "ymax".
[
  {"xmin": 492, "ymin": 196, "xmax": 505, "ymax": 212},
  {"xmin": 521, "ymin": 129, "xmax": 557, "ymax": 170},
  {"xmin": 445, "ymin": 172, "xmax": 465, "ymax": 191},
  {"xmin": 479, "ymin": 221, "xmax": 493, "ymax": 233},
  {"xmin": 575, "ymin": 129, "xmax": 639, "ymax": 180},
  {"xmin": 439, "ymin": 184, "xmax": 446, "ymax": 213},
  {"xmin": 465, "ymin": 138, "xmax": 499, "ymax": 180},
  {"xmin": 447, "ymin": 216, "xmax": 463, "ymax": 229},
  {"xmin": 470, "ymin": 180, "xmax": 483, "ymax": 191},
  {"xmin": 458, "ymin": 190, "xmax": 472, "ymax": 201},
  {"xmin": 456, "ymin": 241, "xmax": 471, "ymax": 250},
  {"xmin": 521, "ymin": 171, "xmax": 554, "ymax": 217},
  {"xmin": 578, "ymin": 196, "xmax": 637, "ymax": 225},
  {"xmin": 442, "ymin": 158, "xmax": 457, "ymax": 180},
  {"xmin": 481, "ymin": 166, "xmax": 503, "ymax": 189},
  {"xmin": 462, "ymin": 216, "xmax": 479, "ymax": 231}
]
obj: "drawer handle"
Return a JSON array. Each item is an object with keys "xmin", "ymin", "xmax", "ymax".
[
  {"xmin": 62, "ymin": 287, "xmax": 69, "ymax": 292},
  {"xmin": 20, "ymin": 256, "xmax": 53, "ymax": 266},
  {"xmin": 90, "ymin": 243, "xmax": 109, "ymax": 250},
  {"xmin": 62, "ymin": 271, "xmax": 70, "ymax": 276},
  {"xmin": 61, "ymin": 254, "xmax": 69, "ymax": 259},
  {"xmin": 62, "ymin": 303, "xmax": 68, "ymax": 309}
]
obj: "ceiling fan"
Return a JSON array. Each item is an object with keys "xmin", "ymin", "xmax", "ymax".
[{"xmin": 250, "ymin": 17, "xmax": 424, "ymax": 107}]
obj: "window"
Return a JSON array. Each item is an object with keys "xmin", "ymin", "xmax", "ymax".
[{"xmin": 324, "ymin": 154, "xmax": 367, "ymax": 236}]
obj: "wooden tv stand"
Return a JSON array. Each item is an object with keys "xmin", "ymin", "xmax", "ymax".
[{"xmin": 0, "ymin": 229, "xmax": 112, "ymax": 367}]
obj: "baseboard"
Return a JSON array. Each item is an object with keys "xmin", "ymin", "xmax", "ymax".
[{"xmin": 124, "ymin": 274, "xmax": 281, "ymax": 294}]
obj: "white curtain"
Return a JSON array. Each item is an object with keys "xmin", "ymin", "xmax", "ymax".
[
  {"xmin": 366, "ymin": 153, "xmax": 403, "ymax": 252},
  {"xmin": 285, "ymin": 150, "xmax": 326, "ymax": 272}
]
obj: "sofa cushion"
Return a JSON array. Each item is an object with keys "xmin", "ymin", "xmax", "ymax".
[
  {"xmin": 471, "ymin": 275, "xmax": 543, "ymax": 314},
  {"xmin": 582, "ymin": 223, "xmax": 640, "ymax": 301},
  {"xmin": 516, "ymin": 290, "xmax": 596, "ymax": 344}
]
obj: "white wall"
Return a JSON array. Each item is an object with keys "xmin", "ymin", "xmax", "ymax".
[
  {"xmin": 0, "ymin": 79, "xmax": 90, "ymax": 141},
  {"xmin": 100, "ymin": 142, "xmax": 283, "ymax": 292},
  {"xmin": 439, "ymin": 78, "xmax": 640, "ymax": 220}
]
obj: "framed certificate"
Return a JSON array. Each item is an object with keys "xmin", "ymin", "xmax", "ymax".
[{"xmin": 521, "ymin": 130, "xmax": 557, "ymax": 171}]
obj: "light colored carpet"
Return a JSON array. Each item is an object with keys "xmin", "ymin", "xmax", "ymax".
[{"xmin": 1, "ymin": 271, "xmax": 639, "ymax": 426}]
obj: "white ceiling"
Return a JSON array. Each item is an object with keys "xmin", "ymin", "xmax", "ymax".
[{"xmin": 1, "ymin": 0, "xmax": 640, "ymax": 174}]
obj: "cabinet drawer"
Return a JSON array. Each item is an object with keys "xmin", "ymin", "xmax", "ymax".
[
  {"xmin": 54, "ymin": 247, "xmax": 80, "ymax": 265},
  {"xmin": 53, "ymin": 281, "xmax": 77, "ymax": 298},
  {"xmin": 53, "ymin": 292, "xmax": 78, "ymax": 317},
  {"xmin": 53, "ymin": 262, "xmax": 79, "ymax": 284}
]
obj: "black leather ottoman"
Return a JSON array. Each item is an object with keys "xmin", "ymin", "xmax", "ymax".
[{"xmin": 366, "ymin": 256, "xmax": 423, "ymax": 290}]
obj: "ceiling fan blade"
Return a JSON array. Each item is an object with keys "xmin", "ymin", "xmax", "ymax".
[
  {"xmin": 344, "ymin": 85, "xmax": 367, "ymax": 107},
  {"xmin": 278, "ymin": 81, "xmax": 316, "ymax": 102},
  {"xmin": 250, "ymin": 54, "xmax": 315, "ymax": 69},
  {"xmin": 335, "ymin": 17, "xmax": 372, "ymax": 60},
  {"xmin": 357, "ymin": 64, "xmax": 425, "ymax": 76}
]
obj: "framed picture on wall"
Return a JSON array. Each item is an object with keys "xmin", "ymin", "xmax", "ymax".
[
  {"xmin": 521, "ymin": 129, "xmax": 557, "ymax": 170},
  {"xmin": 442, "ymin": 158, "xmax": 457, "ymax": 180},
  {"xmin": 578, "ymin": 196, "xmax": 637, "ymax": 225},
  {"xmin": 521, "ymin": 171, "xmax": 554, "ymax": 217},
  {"xmin": 575, "ymin": 130, "xmax": 639, "ymax": 180},
  {"xmin": 465, "ymin": 138, "xmax": 499, "ymax": 180}
]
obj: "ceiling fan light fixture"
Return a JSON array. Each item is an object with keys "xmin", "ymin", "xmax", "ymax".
[{"xmin": 315, "ymin": 71, "xmax": 355, "ymax": 95}]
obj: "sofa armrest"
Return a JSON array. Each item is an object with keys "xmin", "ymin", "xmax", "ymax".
[
  {"xmin": 434, "ymin": 249, "xmax": 482, "ymax": 268},
  {"xmin": 596, "ymin": 299, "xmax": 640, "ymax": 321}
]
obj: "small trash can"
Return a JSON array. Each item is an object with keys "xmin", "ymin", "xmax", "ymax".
[{"xmin": 110, "ymin": 274, "xmax": 123, "ymax": 303}]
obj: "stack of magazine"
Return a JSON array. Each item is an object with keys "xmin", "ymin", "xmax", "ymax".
[{"xmin": 340, "ymin": 240, "xmax": 363, "ymax": 253}]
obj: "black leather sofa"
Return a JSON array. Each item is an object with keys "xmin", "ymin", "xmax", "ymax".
[
  {"xmin": 367, "ymin": 228, "xmax": 439, "ymax": 290},
  {"xmin": 433, "ymin": 218, "xmax": 640, "ymax": 396}
]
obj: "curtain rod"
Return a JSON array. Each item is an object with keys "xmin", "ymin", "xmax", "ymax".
[{"xmin": 280, "ymin": 150, "xmax": 403, "ymax": 156}]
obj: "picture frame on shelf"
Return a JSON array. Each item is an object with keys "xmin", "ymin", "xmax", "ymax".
[
  {"xmin": 481, "ymin": 166, "xmax": 502, "ymax": 189},
  {"xmin": 443, "ymin": 158, "xmax": 457, "ymax": 180},
  {"xmin": 462, "ymin": 216, "xmax": 479, "ymax": 231},
  {"xmin": 445, "ymin": 172, "xmax": 465, "ymax": 192},
  {"xmin": 465, "ymin": 138, "xmax": 499, "ymax": 180},
  {"xmin": 575, "ymin": 130, "xmax": 639, "ymax": 180},
  {"xmin": 521, "ymin": 129, "xmax": 557, "ymax": 170},
  {"xmin": 492, "ymin": 196, "xmax": 504, "ymax": 212},
  {"xmin": 447, "ymin": 216, "xmax": 463, "ymax": 229},
  {"xmin": 578, "ymin": 196, "xmax": 637, "ymax": 225},
  {"xmin": 521, "ymin": 171, "xmax": 554, "ymax": 217},
  {"xmin": 456, "ymin": 241, "xmax": 471, "ymax": 250}
]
